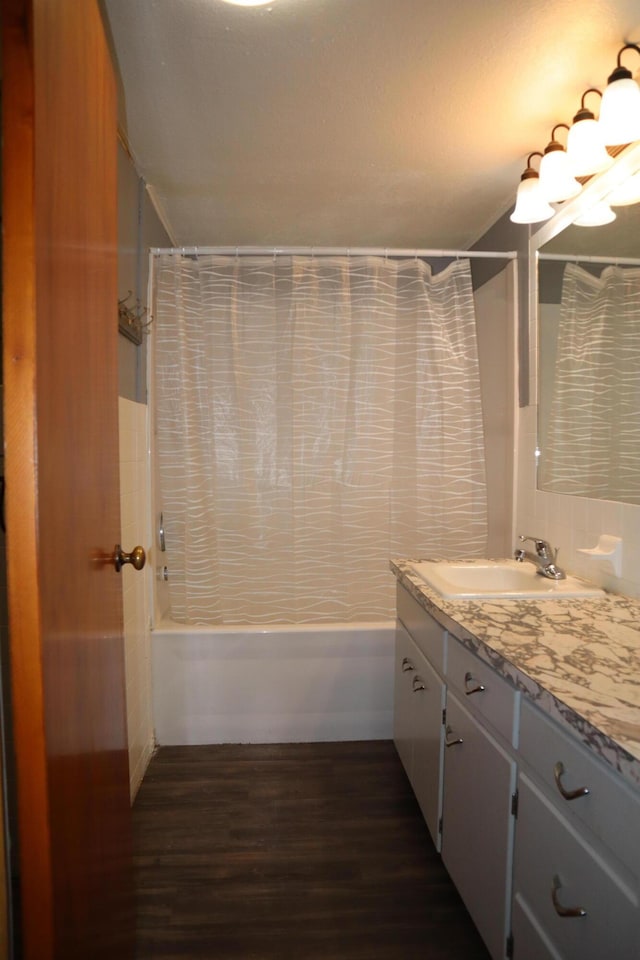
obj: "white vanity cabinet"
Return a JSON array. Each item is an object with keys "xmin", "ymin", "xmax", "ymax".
[
  {"xmin": 393, "ymin": 578, "xmax": 640, "ymax": 960},
  {"xmin": 394, "ymin": 586, "xmax": 447, "ymax": 849},
  {"xmin": 442, "ymin": 644, "xmax": 518, "ymax": 960},
  {"xmin": 512, "ymin": 699, "xmax": 640, "ymax": 960}
]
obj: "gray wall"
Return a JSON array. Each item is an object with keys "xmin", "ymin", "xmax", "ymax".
[
  {"xmin": 118, "ymin": 142, "xmax": 171, "ymax": 402},
  {"xmin": 472, "ymin": 210, "xmax": 530, "ymax": 407}
]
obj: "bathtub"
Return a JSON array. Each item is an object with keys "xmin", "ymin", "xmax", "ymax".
[{"xmin": 152, "ymin": 620, "xmax": 395, "ymax": 745}]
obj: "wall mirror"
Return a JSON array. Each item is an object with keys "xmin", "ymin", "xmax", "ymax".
[{"xmin": 530, "ymin": 141, "xmax": 640, "ymax": 504}]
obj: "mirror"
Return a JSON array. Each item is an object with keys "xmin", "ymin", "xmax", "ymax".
[{"xmin": 531, "ymin": 142, "xmax": 640, "ymax": 505}]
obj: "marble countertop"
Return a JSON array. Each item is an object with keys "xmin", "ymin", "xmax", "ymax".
[{"xmin": 391, "ymin": 558, "xmax": 640, "ymax": 792}]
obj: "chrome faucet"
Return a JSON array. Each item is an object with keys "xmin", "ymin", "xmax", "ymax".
[{"xmin": 514, "ymin": 535, "xmax": 566, "ymax": 580}]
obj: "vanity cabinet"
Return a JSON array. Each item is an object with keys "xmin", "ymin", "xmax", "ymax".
[
  {"xmin": 393, "ymin": 597, "xmax": 446, "ymax": 849},
  {"xmin": 393, "ymin": 579, "xmax": 640, "ymax": 960},
  {"xmin": 442, "ymin": 647, "xmax": 518, "ymax": 960},
  {"xmin": 512, "ymin": 699, "xmax": 640, "ymax": 960}
]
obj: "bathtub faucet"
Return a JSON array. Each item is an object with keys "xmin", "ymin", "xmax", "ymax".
[{"xmin": 514, "ymin": 535, "xmax": 566, "ymax": 580}]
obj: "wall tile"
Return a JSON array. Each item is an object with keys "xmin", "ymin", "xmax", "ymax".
[
  {"xmin": 517, "ymin": 367, "xmax": 640, "ymax": 595},
  {"xmin": 119, "ymin": 397, "xmax": 154, "ymax": 801}
]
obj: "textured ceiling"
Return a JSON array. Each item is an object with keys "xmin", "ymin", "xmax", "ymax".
[{"xmin": 103, "ymin": 0, "xmax": 640, "ymax": 249}]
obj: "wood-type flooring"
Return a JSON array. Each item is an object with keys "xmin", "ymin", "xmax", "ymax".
[{"xmin": 133, "ymin": 740, "xmax": 491, "ymax": 959}]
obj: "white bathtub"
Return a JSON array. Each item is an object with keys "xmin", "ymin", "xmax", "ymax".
[{"xmin": 152, "ymin": 620, "xmax": 395, "ymax": 745}]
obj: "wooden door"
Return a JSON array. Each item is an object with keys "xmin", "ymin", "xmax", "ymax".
[{"xmin": 2, "ymin": 2, "xmax": 133, "ymax": 958}]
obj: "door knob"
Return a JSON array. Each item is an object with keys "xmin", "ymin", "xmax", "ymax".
[{"xmin": 113, "ymin": 544, "xmax": 146, "ymax": 572}]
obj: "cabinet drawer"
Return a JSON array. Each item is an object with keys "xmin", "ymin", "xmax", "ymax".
[
  {"xmin": 513, "ymin": 773, "xmax": 639, "ymax": 960},
  {"xmin": 511, "ymin": 896, "xmax": 561, "ymax": 960},
  {"xmin": 446, "ymin": 638, "xmax": 518, "ymax": 746},
  {"xmin": 520, "ymin": 698, "xmax": 640, "ymax": 877},
  {"xmin": 396, "ymin": 584, "xmax": 446, "ymax": 674}
]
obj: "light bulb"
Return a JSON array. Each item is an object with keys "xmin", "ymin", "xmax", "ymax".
[
  {"xmin": 539, "ymin": 147, "xmax": 582, "ymax": 202},
  {"xmin": 510, "ymin": 173, "xmax": 554, "ymax": 224},
  {"xmin": 566, "ymin": 115, "xmax": 613, "ymax": 177},
  {"xmin": 599, "ymin": 46, "xmax": 640, "ymax": 146},
  {"xmin": 573, "ymin": 202, "xmax": 616, "ymax": 226}
]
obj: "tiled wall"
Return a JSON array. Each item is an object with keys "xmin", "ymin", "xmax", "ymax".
[
  {"xmin": 119, "ymin": 397, "xmax": 154, "ymax": 798},
  {"xmin": 515, "ymin": 294, "xmax": 640, "ymax": 599}
]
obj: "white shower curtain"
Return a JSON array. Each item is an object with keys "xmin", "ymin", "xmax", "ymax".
[
  {"xmin": 153, "ymin": 254, "xmax": 487, "ymax": 624},
  {"xmin": 539, "ymin": 263, "xmax": 640, "ymax": 504}
]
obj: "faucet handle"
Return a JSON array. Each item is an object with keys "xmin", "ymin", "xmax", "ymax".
[{"xmin": 518, "ymin": 535, "xmax": 557, "ymax": 561}]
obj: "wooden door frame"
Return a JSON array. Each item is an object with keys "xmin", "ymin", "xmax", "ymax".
[{"xmin": 2, "ymin": 5, "xmax": 56, "ymax": 956}]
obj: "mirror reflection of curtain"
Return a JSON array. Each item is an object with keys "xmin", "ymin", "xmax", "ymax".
[
  {"xmin": 539, "ymin": 263, "xmax": 640, "ymax": 503},
  {"xmin": 153, "ymin": 254, "xmax": 487, "ymax": 624}
]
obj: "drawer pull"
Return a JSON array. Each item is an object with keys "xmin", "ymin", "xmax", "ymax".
[
  {"xmin": 554, "ymin": 761, "xmax": 590, "ymax": 801},
  {"xmin": 464, "ymin": 671, "xmax": 486, "ymax": 695},
  {"xmin": 445, "ymin": 725, "xmax": 463, "ymax": 747},
  {"xmin": 412, "ymin": 675, "xmax": 425, "ymax": 693},
  {"xmin": 401, "ymin": 657, "xmax": 415, "ymax": 673},
  {"xmin": 551, "ymin": 875, "xmax": 586, "ymax": 918}
]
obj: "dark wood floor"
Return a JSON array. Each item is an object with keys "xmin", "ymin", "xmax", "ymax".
[{"xmin": 133, "ymin": 741, "xmax": 491, "ymax": 960}]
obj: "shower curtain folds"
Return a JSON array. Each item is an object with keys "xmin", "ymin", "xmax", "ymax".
[{"xmin": 153, "ymin": 254, "xmax": 488, "ymax": 625}]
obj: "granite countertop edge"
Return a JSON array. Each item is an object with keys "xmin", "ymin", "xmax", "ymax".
[{"xmin": 390, "ymin": 558, "xmax": 640, "ymax": 793}]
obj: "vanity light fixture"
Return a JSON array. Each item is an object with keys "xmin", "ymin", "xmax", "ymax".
[
  {"xmin": 539, "ymin": 124, "xmax": 582, "ymax": 202},
  {"xmin": 598, "ymin": 44, "xmax": 640, "ymax": 146},
  {"xmin": 510, "ymin": 152, "xmax": 555, "ymax": 224},
  {"xmin": 566, "ymin": 89, "xmax": 614, "ymax": 176},
  {"xmin": 573, "ymin": 201, "xmax": 616, "ymax": 227}
]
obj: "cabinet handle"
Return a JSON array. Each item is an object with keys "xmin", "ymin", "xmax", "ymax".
[
  {"xmin": 554, "ymin": 761, "xmax": 590, "ymax": 801},
  {"xmin": 412, "ymin": 675, "xmax": 425, "ymax": 693},
  {"xmin": 464, "ymin": 671, "xmax": 486, "ymax": 695},
  {"xmin": 445, "ymin": 725, "xmax": 463, "ymax": 747},
  {"xmin": 401, "ymin": 657, "xmax": 415, "ymax": 673},
  {"xmin": 551, "ymin": 875, "xmax": 586, "ymax": 918}
]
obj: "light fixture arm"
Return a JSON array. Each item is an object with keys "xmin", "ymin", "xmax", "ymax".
[
  {"xmin": 521, "ymin": 151, "xmax": 543, "ymax": 178},
  {"xmin": 573, "ymin": 88, "xmax": 602, "ymax": 123},
  {"xmin": 608, "ymin": 43, "xmax": 640, "ymax": 83},
  {"xmin": 549, "ymin": 123, "xmax": 570, "ymax": 148}
]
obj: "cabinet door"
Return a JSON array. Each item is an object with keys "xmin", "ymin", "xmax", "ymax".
[
  {"xmin": 411, "ymin": 650, "xmax": 446, "ymax": 850},
  {"xmin": 442, "ymin": 692, "xmax": 517, "ymax": 960},
  {"xmin": 393, "ymin": 621, "xmax": 417, "ymax": 776},
  {"xmin": 393, "ymin": 621, "xmax": 446, "ymax": 850}
]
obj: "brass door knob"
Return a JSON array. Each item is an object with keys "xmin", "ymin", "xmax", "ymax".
[{"xmin": 114, "ymin": 544, "xmax": 146, "ymax": 572}]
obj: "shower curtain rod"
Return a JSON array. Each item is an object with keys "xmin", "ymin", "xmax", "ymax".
[
  {"xmin": 539, "ymin": 252, "xmax": 640, "ymax": 266},
  {"xmin": 150, "ymin": 245, "xmax": 518, "ymax": 260}
]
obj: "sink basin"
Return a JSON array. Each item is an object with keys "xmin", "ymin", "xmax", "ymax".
[{"xmin": 408, "ymin": 560, "xmax": 605, "ymax": 600}]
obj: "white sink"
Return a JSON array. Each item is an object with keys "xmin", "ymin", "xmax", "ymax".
[{"xmin": 408, "ymin": 559, "xmax": 605, "ymax": 600}]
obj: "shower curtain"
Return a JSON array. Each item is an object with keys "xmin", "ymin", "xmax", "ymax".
[
  {"xmin": 539, "ymin": 263, "xmax": 640, "ymax": 504},
  {"xmin": 153, "ymin": 254, "xmax": 487, "ymax": 624}
]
